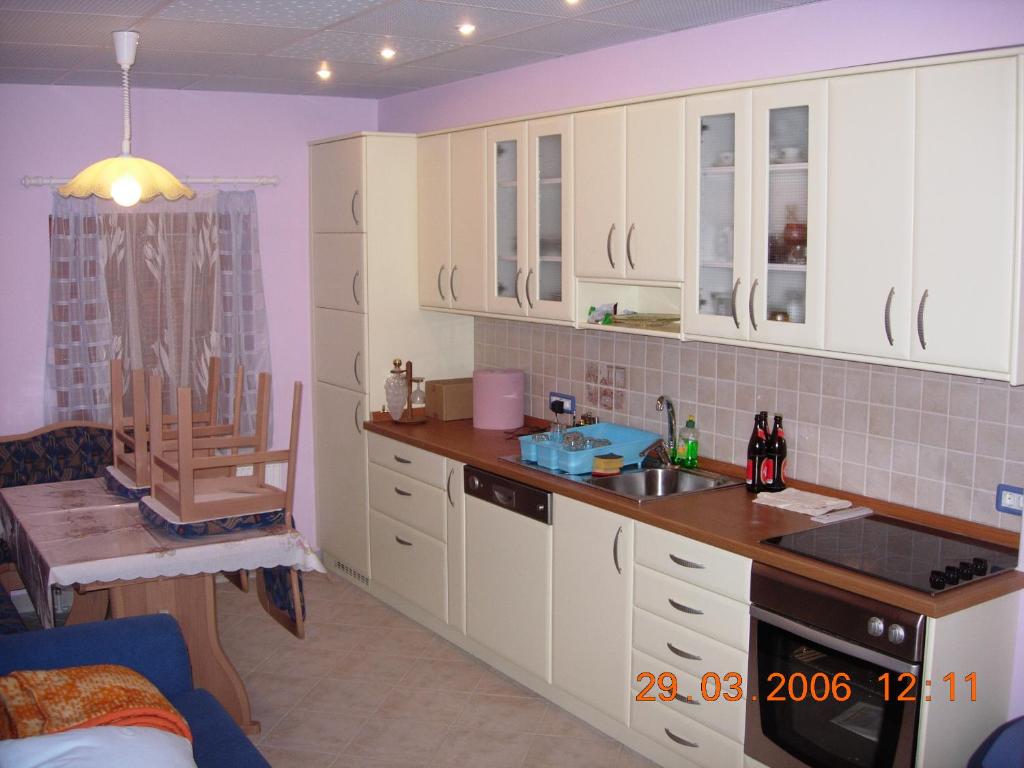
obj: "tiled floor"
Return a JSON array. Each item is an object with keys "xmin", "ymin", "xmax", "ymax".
[{"xmin": 218, "ymin": 572, "xmax": 658, "ymax": 768}]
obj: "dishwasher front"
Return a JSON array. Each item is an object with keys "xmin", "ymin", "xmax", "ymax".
[{"xmin": 464, "ymin": 465, "xmax": 552, "ymax": 682}]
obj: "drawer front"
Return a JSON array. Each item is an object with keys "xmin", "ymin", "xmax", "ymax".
[
  {"xmin": 635, "ymin": 565, "xmax": 749, "ymax": 652},
  {"xmin": 631, "ymin": 648, "xmax": 745, "ymax": 742},
  {"xmin": 368, "ymin": 433, "xmax": 446, "ymax": 488},
  {"xmin": 633, "ymin": 607, "xmax": 747, "ymax": 685},
  {"xmin": 636, "ymin": 522, "xmax": 751, "ymax": 603},
  {"xmin": 313, "ymin": 308, "xmax": 366, "ymax": 393},
  {"xmin": 312, "ymin": 233, "xmax": 366, "ymax": 313},
  {"xmin": 630, "ymin": 697, "xmax": 743, "ymax": 768},
  {"xmin": 369, "ymin": 510, "xmax": 446, "ymax": 621},
  {"xmin": 369, "ymin": 463, "xmax": 446, "ymax": 541}
]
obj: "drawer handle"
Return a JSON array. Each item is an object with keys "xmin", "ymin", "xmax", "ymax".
[
  {"xmin": 351, "ymin": 189, "xmax": 360, "ymax": 226},
  {"xmin": 352, "ymin": 269, "xmax": 361, "ymax": 306},
  {"xmin": 676, "ymin": 691, "xmax": 699, "ymax": 706},
  {"xmin": 884, "ymin": 286, "xmax": 895, "ymax": 346},
  {"xmin": 446, "ymin": 467, "xmax": 455, "ymax": 506},
  {"xmin": 393, "ymin": 455, "xmax": 412, "ymax": 464},
  {"xmin": 394, "ymin": 487, "xmax": 412, "ymax": 497},
  {"xmin": 666, "ymin": 642, "xmax": 702, "ymax": 661},
  {"xmin": 606, "ymin": 223, "xmax": 616, "ymax": 269},
  {"xmin": 450, "ymin": 265, "xmax": 459, "ymax": 303},
  {"xmin": 395, "ymin": 536, "xmax": 412, "ymax": 546},
  {"xmin": 668, "ymin": 598, "xmax": 703, "ymax": 615},
  {"xmin": 917, "ymin": 289, "xmax": 929, "ymax": 350},
  {"xmin": 354, "ymin": 401, "xmax": 363, "ymax": 434},
  {"xmin": 437, "ymin": 265, "xmax": 448, "ymax": 301},
  {"xmin": 669, "ymin": 554, "xmax": 705, "ymax": 570},
  {"xmin": 612, "ymin": 526, "xmax": 622, "ymax": 574},
  {"xmin": 626, "ymin": 223, "xmax": 636, "ymax": 269},
  {"xmin": 353, "ymin": 351, "xmax": 362, "ymax": 386},
  {"xmin": 664, "ymin": 728, "xmax": 698, "ymax": 748}
]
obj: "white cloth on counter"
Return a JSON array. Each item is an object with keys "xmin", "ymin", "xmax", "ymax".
[{"xmin": 755, "ymin": 488, "xmax": 852, "ymax": 516}]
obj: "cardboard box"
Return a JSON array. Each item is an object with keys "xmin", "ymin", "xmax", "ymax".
[{"xmin": 425, "ymin": 378, "xmax": 474, "ymax": 421}]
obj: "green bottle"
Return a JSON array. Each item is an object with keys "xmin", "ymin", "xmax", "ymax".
[{"xmin": 680, "ymin": 416, "xmax": 699, "ymax": 469}]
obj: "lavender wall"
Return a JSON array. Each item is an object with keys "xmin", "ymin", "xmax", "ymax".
[
  {"xmin": 379, "ymin": 0, "xmax": 1024, "ymax": 133},
  {"xmin": 0, "ymin": 83, "xmax": 377, "ymax": 543}
]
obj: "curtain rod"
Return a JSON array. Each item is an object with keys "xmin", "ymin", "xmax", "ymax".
[{"xmin": 21, "ymin": 175, "xmax": 279, "ymax": 188}]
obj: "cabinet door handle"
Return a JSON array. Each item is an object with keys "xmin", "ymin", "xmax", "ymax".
[
  {"xmin": 626, "ymin": 223, "xmax": 636, "ymax": 270},
  {"xmin": 606, "ymin": 223, "xmax": 616, "ymax": 269},
  {"xmin": 394, "ymin": 486, "xmax": 412, "ymax": 497},
  {"xmin": 353, "ymin": 351, "xmax": 362, "ymax": 386},
  {"xmin": 395, "ymin": 536, "xmax": 412, "ymax": 546},
  {"xmin": 393, "ymin": 455, "xmax": 412, "ymax": 464},
  {"xmin": 525, "ymin": 268, "xmax": 535, "ymax": 308},
  {"xmin": 884, "ymin": 287, "xmax": 895, "ymax": 346},
  {"xmin": 352, "ymin": 269, "xmax": 361, "ymax": 306},
  {"xmin": 666, "ymin": 642, "xmax": 702, "ymax": 661},
  {"xmin": 446, "ymin": 467, "xmax": 455, "ymax": 506},
  {"xmin": 749, "ymin": 278, "xmax": 759, "ymax": 332},
  {"xmin": 514, "ymin": 268, "xmax": 523, "ymax": 308},
  {"xmin": 437, "ymin": 265, "xmax": 447, "ymax": 301},
  {"xmin": 730, "ymin": 278, "xmax": 741, "ymax": 329},
  {"xmin": 917, "ymin": 289, "xmax": 929, "ymax": 350},
  {"xmin": 351, "ymin": 190, "xmax": 360, "ymax": 226},
  {"xmin": 612, "ymin": 526, "xmax": 623, "ymax": 574},
  {"xmin": 669, "ymin": 554, "xmax": 705, "ymax": 570},
  {"xmin": 450, "ymin": 265, "xmax": 459, "ymax": 303},
  {"xmin": 668, "ymin": 598, "xmax": 703, "ymax": 615},
  {"xmin": 353, "ymin": 401, "xmax": 363, "ymax": 434},
  {"xmin": 664, "ymin": 728, "xmax": 698, "ymax": 749}
]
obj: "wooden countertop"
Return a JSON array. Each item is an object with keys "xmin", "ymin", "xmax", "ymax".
[{"xmin": 365, "ymin": 416, "xmax": 1024, "ymax": 618}]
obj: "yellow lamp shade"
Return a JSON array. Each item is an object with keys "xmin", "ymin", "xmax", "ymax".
[{"xmin": 58, "ymin": 155, "xmax": 195, "ymax": 206}]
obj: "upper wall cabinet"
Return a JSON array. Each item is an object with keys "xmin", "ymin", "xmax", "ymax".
[
  {"xmin": 418, "ymin": 133, "xmax": 452, "ymax": 310},
  {"xmin": 575, "ymin": 101, "xmax": 685, "ymax": 283},
  {"xmin": 486, "ymin": 122, "xmax": 529, "ymax": 316},
  {"xmin": 311, "ymin": 138, "xmax": 364, "ymax": 234}
]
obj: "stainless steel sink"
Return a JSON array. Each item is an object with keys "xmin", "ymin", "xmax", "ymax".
[{"xmin": 582, "ymin": 466, "xmax": 743, "ymax": 501}]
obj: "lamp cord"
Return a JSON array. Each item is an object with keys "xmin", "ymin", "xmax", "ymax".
[{"xmin": 121, "ymin": 66, "xmax": 131, "ymax": 156}]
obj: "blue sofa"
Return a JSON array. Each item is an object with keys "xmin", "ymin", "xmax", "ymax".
[{"xmin": 0, "ymin": 614, "xmax": 269, "ymax": 768}]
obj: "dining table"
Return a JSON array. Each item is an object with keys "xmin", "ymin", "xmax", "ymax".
[{"xmin": 0, "ymin": 477, "xmax": 325, "ymax": 734}]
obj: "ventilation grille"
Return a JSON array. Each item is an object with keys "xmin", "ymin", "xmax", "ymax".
[{"xmin": 325, "ymin": 554, "xmax": 369, "ymax": 586}]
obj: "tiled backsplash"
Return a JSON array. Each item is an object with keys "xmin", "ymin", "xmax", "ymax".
[{"xmin": 474, "ymin": 317, "xmax": 1023, "ymax": 531}]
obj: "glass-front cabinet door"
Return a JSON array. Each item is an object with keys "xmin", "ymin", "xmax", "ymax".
[
  {"xmin": 486, "ymin": 122, "xmax": 528, "ymax": 315},
  {"xmin": 527, "ymin": 116, "xmax": 573, "ymax": 321},
  {"xmin": 684, "ymin": 90, "xmax": 752, "ymax": 339},
  {"xmin": 750, "ymin": 80, "xmax": 827, "ymax": 348}
]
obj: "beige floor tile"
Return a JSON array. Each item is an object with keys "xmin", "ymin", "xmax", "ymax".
[
  {"xmin": 401, "ymin": 658, "xmax": 486, "ymax": 693},
  {"xmin": 300, "ymin": 676, "xmax": 395, "ymax": 716},
  {"xmin": 535, "ymin": 705, "xmax": 619, "ymax": 742},
  {"xmin": 333, "ymin": 757, "xmax": 429, "ymax": 768},
  {"xmin": 262, "ymin": 709, "xmax": 366, "ymax": 752},
  {"xmin": 347, "ymin": 716, "xmax": 450, "ymax": 760},
  {"xmin": 263, "ymin": 641, "xmax": 347, "ymax": 679},
  {"xmin": 316, "ymin": 602, "xmax": 413, "ymax": 628},
  {"xmin": 616, "ymin": 746, "xmax": 662, "ymax": 767},
  {"xmin": 453, "ymin": 693, "xmax": 547, "ymax": 733},
  {"xmin": 374, "ymin": 686, "xmax": 470, "ymax": 724},
  {"xmin": 251, "ymin": 703, "xmax": 292, "ymax": 736},
  {"xmin": 245, "ymin": 671, "xmax": 319, "ymax": 710},
  {"xmin": 523, "ymin": 734, "xmax": 624, "ymax": 768},
  {"xmin": 259, "ymin": 745, "xmax": 339, "ymax": 768},
  {"xmin": 330, "ymin": 650, "xmax": 422, "ymax": 683},
  {"xmin": 473, "ymin": 667, "xmax": 543, "ymax": 699},
  {"xmin": 353, "ymin": 625, "xmax": 436, "ymax": 656},
  {"xmin": 302, "ymin": 572, "xmax": 356, "ymax": 602},
  {"xmin": 420, "ymin": 635, "xmax": 475, "ymax": 664},
  {"xmin": 432, "ymin": 726, "xmax": 534, "ymax": 768}
]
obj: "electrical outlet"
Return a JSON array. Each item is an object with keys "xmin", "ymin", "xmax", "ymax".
[
  {"xmin": 549, "ymin": 392, "xmax": 576, "ymax": 415},
  {"xmin": 996, "ymin": 484, "xmax": 1024, "ymax": 516}
]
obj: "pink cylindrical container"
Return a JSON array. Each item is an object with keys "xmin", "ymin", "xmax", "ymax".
[{"xmin": 472, "ymin": 369, "xmax": 525, "ymax": 430}]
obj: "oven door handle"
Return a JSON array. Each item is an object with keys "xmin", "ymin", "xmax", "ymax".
[{"xmin": 750, "ymin": 606, "xmax": 922, "ymax": 675}]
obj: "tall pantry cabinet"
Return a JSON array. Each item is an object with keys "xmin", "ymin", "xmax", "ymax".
[{"xmin": 310, "ymin": 133, "xmax": 474, "ymax": 582}]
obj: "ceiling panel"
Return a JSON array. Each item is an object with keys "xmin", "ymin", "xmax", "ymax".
[
  {"xmin": 156, "ymin": 0, "xmax": 391, "ymax": 30},
  {"xmin": 334, "ymin": 0, "xmax": 550, "ymax": 44},
  {"xmin": 0, "ymin": 1, "xmax": 162, "ymax": 14},
  {"xmin": 55, "ymin": 68, "xmax": 203, "ymax": 88},
  {"xmin": 364, "ymin": 63, "xmax": 476, "ymax": 87},
  {"xmin": 414, "ymin": 42, "xmax": 556, "ymax": 72},
  {"xmin": 581, "ymin": 0, "xmax": 820, "ymax": 31},
  {"xmin": 304, "ymin": 81, "xmax": 413, "ymax": 98},
  {"xmin": 0, "ymin": 10, "xmax": 143, "ymax": 45},
  {"xmin": 0, "ymin": 42, "xmax": 101, "ymax": 68},
  {"xmin": 429, "ymin": 0, "xmax": 633, "ymax": 19},
  {"xmin": 485, "ymin": 18, "xmax": 653, "ymax": 54},
  {"xmin": 183, "ymin": 74, "xmax": 322, "ymax": 94},
  {"xmin": 133, "ymin": 17, "xmax": 311, "ymax": 53},
  {"xmin": 271, "ymin": 29, "xmax": 458, "ymax": 64}
]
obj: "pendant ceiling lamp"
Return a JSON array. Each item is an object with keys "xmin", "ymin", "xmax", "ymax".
[{"xmin": 59, "ymin": 30, "xmax": 194, "ymax": 207}]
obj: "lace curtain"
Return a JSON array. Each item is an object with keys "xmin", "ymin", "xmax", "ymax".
[{"xmin": 45, "ymin": 191, "xmax": 272, "ymax": 434}]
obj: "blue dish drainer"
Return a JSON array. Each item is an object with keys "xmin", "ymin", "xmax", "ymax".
[{"xmin": 518, "ymin": 423, "xmax": 660, "ymax": 475}]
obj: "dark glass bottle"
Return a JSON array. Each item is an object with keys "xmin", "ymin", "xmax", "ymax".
[
  {"xmin": 746, "ymin": 412, "xmax": 768, "ymax": 493},
  {"xmin": 765, "ymin": 414, "xmax": 788, "ymax": 492}
]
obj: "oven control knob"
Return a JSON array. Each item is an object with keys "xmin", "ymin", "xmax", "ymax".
[
  {"xmin": 944, "ymin": 566, "xmax": 960, "ymax": 586},
  {"xmin": 467, "ymin": 476, "xmax": 482, "ymax": 492},
  {"xmin": 887, "ymin": 624, "xmax": 906, "ymax": 645},
  {"xmin": 930, "ymin": 570, "xmax": 946, "ymax": 590},
  {"xmin": 867, "ymin": 617, "xmax": 885, "ymax": 637}
]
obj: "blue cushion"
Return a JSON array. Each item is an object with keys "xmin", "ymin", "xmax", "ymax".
[
  {"xmin": 969, "ymin": 715, "xmax": 1024, "ymax": 768},
  {"xmin": 170, "ymin": 689, "xmax": 270, "ymax": 768},
  {"xmin": 0, "ymin": 614, "xmax": 191, "ymax": 697}
]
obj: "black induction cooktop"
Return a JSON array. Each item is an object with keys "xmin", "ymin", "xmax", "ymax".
[{"xmin": 762, "ymin": 515, "xmax": 1018, "ymax": 595}]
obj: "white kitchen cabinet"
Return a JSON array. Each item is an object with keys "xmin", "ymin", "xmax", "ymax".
[
  {"xmin": 449, "ymin": 129, "xmax": 488, "ymax": 312},
  {"xmin": 575, "ymin": 108, "xmax": 627, "ymax": 280},
  {"xmin": 311, "ymin": 137, "xmax": 364, "ymax": 233},
  {"xmin": 369, "ymin": 509, "xmax": 447, "ymax": 622},
  {"xmin": 552, "ymin": 495, "xmax": 633, "ymax": 725},
  {"xmin": 486, "ymin": 122, "xmax": 529, "ymax": 316},
  {"xmin": 313, "ymin": 307, "xmax": 366, "ymax": 392},
  {"xmin": 418, "ymin": 133, "xmax": 451, "ymax": 310},
  {"xmin": 825, "ymin": 69, "xmax": 915, "ymax": 359},
  {"xmin": 910, "ymin": 57, "xmax": 1017, "ymax": 374},
  {"xmin": 445, "ymin": 459, "xmax": 466, "ymax": 633},
  {"xmin": 312, "ymin": 233, "xmax": 365, "ymax": 313}
]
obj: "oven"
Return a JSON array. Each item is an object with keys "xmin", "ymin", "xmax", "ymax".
[{"xmin": 745, "ymin": 564, "xmax": 925, "ymax": 768}]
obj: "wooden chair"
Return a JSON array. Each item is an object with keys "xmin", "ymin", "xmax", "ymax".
[{"xmin": 148, "ymin": 373, "xmax": 302, "ymax": 524}]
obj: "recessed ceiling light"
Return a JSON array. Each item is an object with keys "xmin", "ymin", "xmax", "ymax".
[
  {"xmin": 565, "ymin": 0, "xmax": 580, "ymax": 4},
  {"xmin": 316, "ymin": 60, "xmax": 331, "ymax": 80},
  {"xmin": 380, "ymin": 47, "xmax": 396, "ymax": 60},
  {"xmin": 457, "ymin": 23, "xmax": 476, "ymax": 36}
]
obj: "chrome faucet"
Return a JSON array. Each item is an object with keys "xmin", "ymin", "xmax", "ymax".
[{"xmin": 655, "ymin": 395, "xmax": 676, "ymax": 459}]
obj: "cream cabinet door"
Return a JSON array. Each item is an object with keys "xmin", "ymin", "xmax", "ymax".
[
  {"xmin": 684, "ymin": 90, "xmax": 753, "ymax": 340},
  {"xmin": 314, "ymin": 382, "xmax": 369, "ymax": 577},
  {"xmin": 486, "ymin": 122, "xmax": 529, "ymax": 316},
  {"xmin": 910, "ymin": 58, "xmax": 1017, "ymax": 374},
  {"xmin": 450, "ymin": 129, "xmax": 487, "ymax": 312},
  {"xmin": 418, "ymin": 134, "xmax": 451, "ymax": 309},
  {"xmin": 527, "ymin": 115, "xmax": 574, "ymax": 322},
  {"xmin": 825, "ymin": 70, "xmax": 915, "ymax": 360},
  {"xmin": 313, "ymin": 308, "xmax": 366, "ymax": 393},
  {"xmin": 312, "ymin": 233, "xmax": 365, "ymax": 313},
  {"xmin": 750, "ymin": 79, "xmax": 828, "ymax": 349},
  {"xmin": 552, "ymin": 495, "xmax": 633, "ymax": 725},
  {"xmin": 445, "ymin": 460, "xmax": 466, "ymax": 633},
  {"xmin": 574, "ymin": 108, "xmax": 627, "ymax": 279},
  {"xmin": 626, "ymin": 99, "xmax": 685, "ymax": 282},
  {"xmin": 311, "ymin": 138, "xmax": 364, "ymax": 234}
]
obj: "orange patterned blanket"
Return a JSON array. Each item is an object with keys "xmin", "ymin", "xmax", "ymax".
[{"xmin": 0, "ymin": 664, "xmax": 192, "ymax": 741}]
